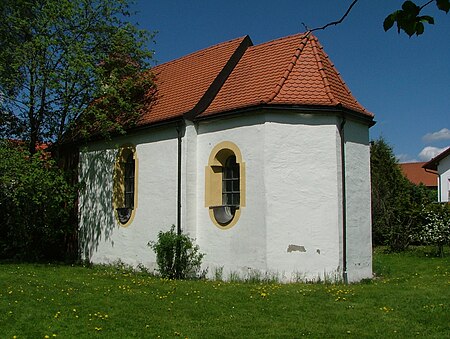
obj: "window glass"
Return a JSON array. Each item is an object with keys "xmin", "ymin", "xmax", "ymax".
[
  {"xmin": 205, "ymin": 141, "xmax": 245, "ymax": 229},
  {"xmin": 222, "ymin": 155, "xmax": 240, "ymax": 207},
  {"xmin": 114, "ymin": 146, "xmax": 137, "ymax": 226},
  {"xmin": 124, "ymin": 152, "xmax": 135, "ymax": 209}
]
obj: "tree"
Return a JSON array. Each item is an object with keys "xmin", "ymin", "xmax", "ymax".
[
  {"xmin": 384, "ymin": 0, "xmax": 450, "ymax": 36},
  {"xmin": 370, "ymin": 138, "xmax": 433, "ymax": 251},
  {"xmin": 0, "ymin": 140, "xmax": 77, "ymax": 261},
  {"xmin": 0, "ymin": 0, "xmax": 155, "ymax": 154},
  {"xmin": 305, "ymin": 0, "xmax": 449, "ymax": 36}
]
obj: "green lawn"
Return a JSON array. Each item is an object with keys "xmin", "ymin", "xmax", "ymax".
[{"xmin": 1, "ymin": 247, "xmax": 449, "ymax": 338}]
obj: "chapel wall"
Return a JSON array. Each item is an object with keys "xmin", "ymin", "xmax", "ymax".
[
  {"xmin": 263, "ymin": 113, "xmax": 342, "ymax": 282},
  {"xmin": 195, "ymin": 114, "xmax": 268, "ymax": 279},
  {"xmin": 342, "ymin": 119, "xmax": 373, "ymax": 282},
  {"xmin": 79, "ymin": 128, "xmax": 178, "ymax": 270}
]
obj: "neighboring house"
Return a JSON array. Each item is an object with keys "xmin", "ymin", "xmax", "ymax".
[
  {"xmin": 78, "ymin": 33, "xmax": 375, "ymax": 282},
  {"xmin": 423, "ymin": 147, "xmax": 450, "ymax": 203},
  {"xmin": 399, "ymin": 162, "xmax": 438, "ymax": 189}
]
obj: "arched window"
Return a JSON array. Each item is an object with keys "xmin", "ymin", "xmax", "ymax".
[
  {"xmin": 205, "ymin": 141, "xmax": 245, "ymax": 229},
  {"xmin": 222, "ymin": 155, "xmax": 240, "ymax": 206},
  {"xmin": 124, "ymin": 152, "xmax": 135, "ymax": 210},
  {"xmin": 113, "ymin": 145, "xmax": 138, "ymax": 226}
]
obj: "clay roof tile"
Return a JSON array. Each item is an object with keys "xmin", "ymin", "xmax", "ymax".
[
  {"xmin": 200, "ymin": 33, "xmax": 372, "ymax": 118},
  {"xmin": 137, "ymin": 36, "xmax": 251, "ymax": 126},
  {"xmin": 137, "ymin": 33, "xmax": 372, "ymax": 126}
]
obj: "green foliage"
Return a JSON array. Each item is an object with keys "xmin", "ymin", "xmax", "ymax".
[
  {"xmin": 0, "ymin": 0, "xmax": 155, "ymax": 152},
  {"xmin": 0, "ymin": 141, "xmax": 77, "ymax": 261},
  {"xmin": 1, "ymin": 248, "xmax": 449, "ymax": 337},
  {"xmin": 148, "ymin": 225, "xmax": 205, "ymax": 280},
  {"xmin": 384, "ymin": 0, "xmax": 449, "ymax": 36},
  {"xmin": 416, "ymin": 203, "xmax": 450, "ymax": 257},
  {"xmin": 370, "ymin": 138, "xmax": 433, "ymax": 251}
]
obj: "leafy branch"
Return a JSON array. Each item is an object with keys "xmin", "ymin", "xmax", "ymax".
[
  {"xmin": 384, "ymin": 0, "xmax": 449, "ymax": 36},
  {"xmin": 301, "ymin": 0, "xmax": 448, "ymax": 37}
]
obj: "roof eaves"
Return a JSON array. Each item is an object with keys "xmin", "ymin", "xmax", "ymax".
[
  {"xmin": 423, "ymin": 146, "xmax": 450, "ymax": 171},
  {"xmin": 194, "ymin": 102, "xmax": 375, "ymax": 126}
]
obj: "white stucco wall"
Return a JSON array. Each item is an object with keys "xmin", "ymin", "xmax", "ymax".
[
  {"xmin": 437, "ymin": 155, "xmax": 450, "ymax": 202},
  {"xmin": 195, "ymin": 114, "xmax": 268, "ymax": 279},
  {"xmin": 79, "ymin": 127, "xmax": 179, "ymax": 269},
  {"xmin": 79, "ymin": 110, "xmax": 373, "ymax": 282},
  {"xmin": 195, "ymin": 112, "xmax": 372, "ymax": 282},
  {"xmin": 263, "ymin": 113, "xmax": 342, "ymax": 282},
  {"xmin": 343, "ymin": 120, "xmax": 372, "ymax": 282}
]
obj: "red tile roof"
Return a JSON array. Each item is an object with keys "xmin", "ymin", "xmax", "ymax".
[
  {"xmin": 400, "ymin": 162, "xmax": 437, "ymax": 187},
  {"xmin": 139, "ymin": 36, "xmax": 251, "ymax": 125},
  {"xmin": 202, "ymin": 33, "xmax": 371, "ymax": 117},
  {"xmin": 137, "ymin": 32, "xmax": 372, "ymax": 127}
]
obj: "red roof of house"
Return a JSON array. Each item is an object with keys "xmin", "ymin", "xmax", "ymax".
[
  {"xmin": 400, "ymin": 162, "xmax": 437, "ymax": 187},
  {"xmin": 137, "ymin": 33, "xmax": 372, "ymax": 127},
  {"xmin": 202, "ymin": 33, "xmax": 370, "ymax": 117},
  {"xmin": 139, "ymin": 36, "xmax": 251, "ymax": 125}
]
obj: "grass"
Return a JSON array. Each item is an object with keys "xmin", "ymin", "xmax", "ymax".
[{"xmin": 1, "ymin": 247, "xmax": 449, "ymax": 338}]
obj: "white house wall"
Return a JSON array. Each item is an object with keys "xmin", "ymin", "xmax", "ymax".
[
  {"xmin": 263, "ymin": 113, "xmax": 342, "ymax": 281},
  {"xmin": 343, "ymin": 120, "xmax": 372, "ymax": 282},
  {"xmin": 193, "ymin": 112, "xmax": 372, "ymax": 282},
  {"xmin": 79, "ymin": 127, "xmax": 179, "ymax": 269},
  {"xmin": 438, "ymin": 155, "xmax": 450, "ymax": 202},
  {"xmin": 79, "ymin": 111, "xmax": 372, "ymax": 282},
  {"xmin": 195, "ymin": 114, "xmax": 268, "ymax": 279}
]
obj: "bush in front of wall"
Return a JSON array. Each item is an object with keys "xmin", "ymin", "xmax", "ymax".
[
  {"xmin": 0, "ymin": 142, "xmax": 77, "ymax": 261},
  {"xmin": 148, "ymin": 225, "xmax": 205, "ymax": 279},
  {"xmin": 417, "ymin": 203, "xmax": 450, "ymax": 257}
]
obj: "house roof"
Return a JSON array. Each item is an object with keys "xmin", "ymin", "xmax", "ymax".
[
  {"xmin": 139, "ymin": 36, "xmax": 251, "ymax": 125},
  {"xmin": 201, "ymin": 33, "xmax": 371, "ymax": 117},
  {"xmin": 423, "ymin": 147, "xmax": 450, "ymax": 171},
  {"xmin": 399, "ymin": 162, "xmax": 437, "ymax": 187},
  {"xmin": 137, "ymin": 32, "xmax": 373, "ymax": 127}
]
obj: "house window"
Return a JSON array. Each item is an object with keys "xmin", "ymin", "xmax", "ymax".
[
  {"xmin": 205, "ymin": 141, "xmax": 245, "ymax": 229},
  {"xmin": 222, "ymin": 155, "xmax": 240, "ymax": 207},
  {"xmin": 124, "ymin": 152, "xmax": 135, "ymax": 209},
  {"xmin": 113, "ymin": 145, "xmax": 138, "ymax": 226}
]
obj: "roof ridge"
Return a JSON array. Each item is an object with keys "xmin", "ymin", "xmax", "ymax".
[
  {"xmin": 153, "ymin": 36, "xmax": 249, "ymax": 70},
  {"xmin": 310, "ymin": 36, "xmax": 339, "ymax": 106},
  {"xmin": 311, "ymin": 36, "xmax": 370, "ymax": 114},
  {"xmin": 266, "ymin": 33, "xmax": 311, "ymax": 103},
  {"xmin": 184, "ymin": 36, "xmax": 252, "ymax": 119}
]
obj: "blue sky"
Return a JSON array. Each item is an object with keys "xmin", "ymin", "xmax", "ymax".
[{"xmin": 131, "ymin": 0, "xmax": 449, "ymax": 162}]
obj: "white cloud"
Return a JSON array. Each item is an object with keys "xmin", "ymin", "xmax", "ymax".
[
  {"xmin": 418, "ymin": 146, "xmax": 447, "ymax": 161},
  {"xmin": 396, "ymin": 154, "xmax": 418, "ymax": 163},
  {"xmin": 422, "ymin": 128, "xmax": 450, "ymax": 143}
]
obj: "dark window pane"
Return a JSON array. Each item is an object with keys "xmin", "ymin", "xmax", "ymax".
[
  {"xmin": 124, "ymin": 152, "xmax": 135, "ymax": 208},
  {"xmin": 222, "ymin": 155, "xmax": 240, "ymax": 207}
]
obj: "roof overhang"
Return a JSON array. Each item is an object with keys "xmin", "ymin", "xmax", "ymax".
[
  {"xmin": 193, "ymin": 103, "xmax": 375, "ymax": 127},
  {"xmin": 423, "ymin": 146, "xmax": 450, "ymax": 171}
]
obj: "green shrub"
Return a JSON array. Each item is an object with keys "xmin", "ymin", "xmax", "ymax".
[
  {"xmin": 148, "ymin": 225, "xmax": 205, "ymax": 279},
  {"xmin": 416, "ymin": 203, "xmax": 450, "ymax": 257},
  {"xmin": 0, "ymin": 142, "xmax": 77, "ymax": 261}
]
